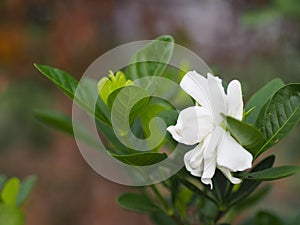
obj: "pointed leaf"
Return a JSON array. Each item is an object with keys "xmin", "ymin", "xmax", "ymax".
[
  {"xmin": 117, "ymin": 193, "xmax": 162, "ymax": 213},
  {"xmin": 255, "ymin": 84, "xmax": 300, "ymax": 157},
  {"xmin": 245, "ymin": 78, "xmax": 284, "ymax": 125},
  {"xmin": 110, "ymin": 152, "xmax": 167, "ymax": 166},
  {"xmin": 34, "ymin": 64, "xmax": 78, "ymax": 99},
  {"xmin": 16, "ymin": 175, "xmax": 37, "ymax": 206},
  {"xmin": 1, "ymin": 178, "xmax": 20, "ymax": 206},
  {"xmin": 237, "ymin": 165, "xmax": 300, "ymax": 181},
  {"xmin": 126, "ymin": 35, "xmax": 174, "ymax": 80},
  {"xmin": 224, "ymin": 115, "xmax": 264, "ymax": 155},
  {"xmin": 229, "ymin": 155, "xmax": 275, "ymax": 207}
]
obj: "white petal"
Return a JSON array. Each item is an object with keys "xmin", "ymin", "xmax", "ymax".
[
  {"xmin": 201, "ymin": 127, "xmax": 224, "ymax": 189},
  {"xmin": 217, "ymin": 131, "xmax": 253, "ymax": 172},
  {"xmin": 184, "ymin": 143, "xmax": 205, "ymax": 177},
  {"xmin": 167, "ymin": 106, "xmax": 213, "ymax": 145},
  {"xmin": 226, "ymin": 80, "xmax": 243, "ymax": 121},
  {"xmin": 218, "ymin": 166, "xmax": 242, "ymax": 184},
  {"xmin": 207, "ymin": 73, "xmax": 227, "ymax": 124},
  {"xmin": 180, "ymin": 71, "xmax": 210, "ymax": 108}
]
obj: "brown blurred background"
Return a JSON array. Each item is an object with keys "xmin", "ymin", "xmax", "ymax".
[{"xmin": 0, "ymin": 0, "xmax": 299, "ymax": 224}]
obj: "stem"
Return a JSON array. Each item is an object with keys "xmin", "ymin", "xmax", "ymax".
[{"xmin": 150, "ymin": 184, "xmax": 168, "ymax": 211}]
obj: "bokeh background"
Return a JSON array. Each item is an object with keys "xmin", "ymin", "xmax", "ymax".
[{"xmin": 0, "ymin": 0, "xmax": 299, "ymax": 224}]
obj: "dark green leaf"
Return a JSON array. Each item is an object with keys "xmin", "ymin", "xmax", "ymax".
[
  {"xmin": 35, "ymin": 110, "xmax": 73, "ymax": 136},
  {"xmin": 0, "ymin": 204, "xmax": 24, "ymax": 225},
  {"xmin": 224, "ymin": 115, "xmax": 264, "ymax": 155},
  {"xmin": 117, "ymin": 193, "xmax": 162, "ymax": 213},
  {"xmin": 34, "ymin": 64, "xmax": 78, "ymax": 100},
  {"xmin": 126, "ymin": 35, "xmax": 174, "ymax": 80},
  {"xmin": 16, "ymin": 176, "xmax": 37, "ymax": 206},
  {"xmin": 255, "ymin": 210, "xmax": 283, "ymax": 225},
  {"xmin": 228, "ymin": 155, "xmax": 275, "ymax": 207},
  {"xmin": 110, "ymin": 152, "xmax": 167, "ymax": 166},
  {"xmin": 150, "ymin": 211, "xmax": 177, "ymax": 225},
  {"xmin": 1, "ymin": 178, "xmax": 20, "ymax": 206},
  {"xmin": 237, "ymin": 165, "xmax": 300, "ymax": 181},
  {"xmin": 245, "ymin": 78, "xmax": 284, "ymax": 125},
  {"xmin": 256, "ymin": 84, "xmax": 300, "ymax": 157}
]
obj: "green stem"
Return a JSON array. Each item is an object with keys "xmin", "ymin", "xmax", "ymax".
[{"xmin": 150, "ymin": 184, "xmax": 168, "ymax": 211}]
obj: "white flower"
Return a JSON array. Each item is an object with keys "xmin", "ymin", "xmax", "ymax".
[{"xmin": 167, "ymin": 71, "xmax": 253, "ymax": 188}]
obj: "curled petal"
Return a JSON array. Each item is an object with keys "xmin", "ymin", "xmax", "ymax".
[
  {"xmin": 218, "ymin": 166, "xmax": 241, "ymax": 184},
  {"xmin": 227, "ymin": 80, "xmax": 243, "ymax": 121},
  {"xmin": 217, "ymin": 131, "xmax": 253, "ymax": 172},
  {"xmin": 184, "ymin": 143, "xmax": 205, "ymax": 177},
  {"xmin": 180, "ymin": 71, "xmax": 210, "ymax": 108},
  {"xmin": 167, "ymin": 106, "xmax": 213, "ymax": 145}
]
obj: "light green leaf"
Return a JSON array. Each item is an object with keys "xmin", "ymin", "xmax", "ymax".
[
  {"xmin": 16, "ymin": 176, "xmax": 37, "ymax": 206},
  {"xmin": 245, "ymin": 78, "xmax": 284, "ymax": 125},
  {"xmin": 0, "ymin": 204, "xmax": 24, "ymax": 225},
  {"xmin": 255, "ymin": 210, "xmax": 283, "ymax": 225},
  {"xmin": 117, "ymin": 193, "xmax": 162, "ymax": 213},
  {"xmin": 237, "ymin": 165, "xmax": 300, "ymax": 181},
  {"xmin": 1, "ymin": 178, "xmax": 20, "ymax": 206},
  {"xmin": 110, "ymin": 152, "xmax": 167, "ymax": 166},
  {"xmin": 224, "ymin": 115, "xmax": 264, "ymax": 155},
  {"xmin": 126, "ymin": 35, "xmax": 174, "ymax": 80},
  {"xmin": 229, "ymin": 155, "xmax": 275, "ymax": 207},
  {"xmin": 255, "ymin": 84, "xmax": 300, "ymax": 157},
  {"xmin": 34, "ymin": 64, "xmax": 78, "ymax": 100},
  {"xmin": 98, "ymin": 71, "xmax": 133, "ymax": 105}
]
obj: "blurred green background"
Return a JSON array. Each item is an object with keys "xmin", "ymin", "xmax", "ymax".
[{"xmin": 0, "ymin": 0, "xmax": 299, "ymax": 224}]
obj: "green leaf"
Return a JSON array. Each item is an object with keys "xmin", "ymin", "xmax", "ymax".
[
  {"xmin": 255, "ymin": 84, "xmax": 300, "ymax": 157},
  {"xmin": 34, "ymin": 64, "xmax": 78, "ymax": 100},
  {"xmin": 117, "ymin": 193, "xmax": 162, "ymax": 213},
  {"xmin": 245, "ymin": 78, "xmax": 284, "ymax": 125},
  {"xmin": 255, "ymin": 210, "xmax": 283, "ymax": 225},
  {"xmin": 98, "ymin": 71, "xmax": 133, "ymax": 105},
  {"xmin": 126, "ymin": 35, "xmax": 174, "ymax": 80},
  {"xmin": 228, "ymin": 155, "xmax": 275, "ymax": 207},
  {"xmin": 237, "ymin": 165, "xmax": 300, "ymax": 181},
  {"xmin": 1, "ymin": 178, "xmax": 20, "ymax": 206},
  {"xmin": 0, "ymin": 204, "xmax": 24, "ymax": 225},
  {"xmin": 16, "ymin": 176, "xmax": 37, "ymax": 206},
  {"xmin": 35, "ymin": 110, "xmax": 99, "ymax": 148},
  {"xmin": 35, "ymin": 110, "xmax": 74, "ymax": 136},
  {"xmin": 110, "ymin": 152, "xmax": 167, "ymax": 166},
  {"xmin": 224, "ymin": 115, "xmax": 264, "ymax": 155},
  {"xmin": 150, "ymin": 211, "xmax": 177, "ymax": 225}
]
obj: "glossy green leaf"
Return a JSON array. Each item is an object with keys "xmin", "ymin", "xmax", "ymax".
[
  {"xmin": 110, "ymin": 152, "xmax": 167, "ymax": 166},
  {"xmin": 224, "ymin": 115, "xmax": 264, "ymax": 155},
  {"xmin": 150, "ymin": 211, "xmax": 177, "ymax": 225},
  {"xmin": 237, "ymin": 165, "xmax": 300, "ymax": 181},
  {"xmin": 1, "ymin": 178, "xmax": 20, "ymax": 206},
  {"xmin": 228, "ymin": 155, "xmax": 275, "ymax": 207},
  {"xmin": 255, "ymin": 84, "xmax": 300, "ymax": 157},
  {"xmin": 255, "ymin": 210, "xmax": 283, "ymax": 225},
  {"xmin": 245, "ymin": 78, "xmax": 284, "ymax": 125},
  {"xmin": 126, "ymin": 35, "xmax": 174, "ymax": 80},
  {"xmin": 16, "ymin": 176, "xmax": 37, "ymax": 206},
  {"xmin": 0, "ymin": 204, "xmax": 24, "ymax": 225},
  {"xmin": 34, "ymin": 64, "xmax": 78, "ymax": 99},
  {"xmin": 117, "ymin": 193, "xmax": 162, "ymax": 213}
]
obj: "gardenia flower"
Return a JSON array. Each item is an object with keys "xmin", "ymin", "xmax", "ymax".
[{"xmin": 167, "ymin": 71, "xmax": 253, "ymax": 188}]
